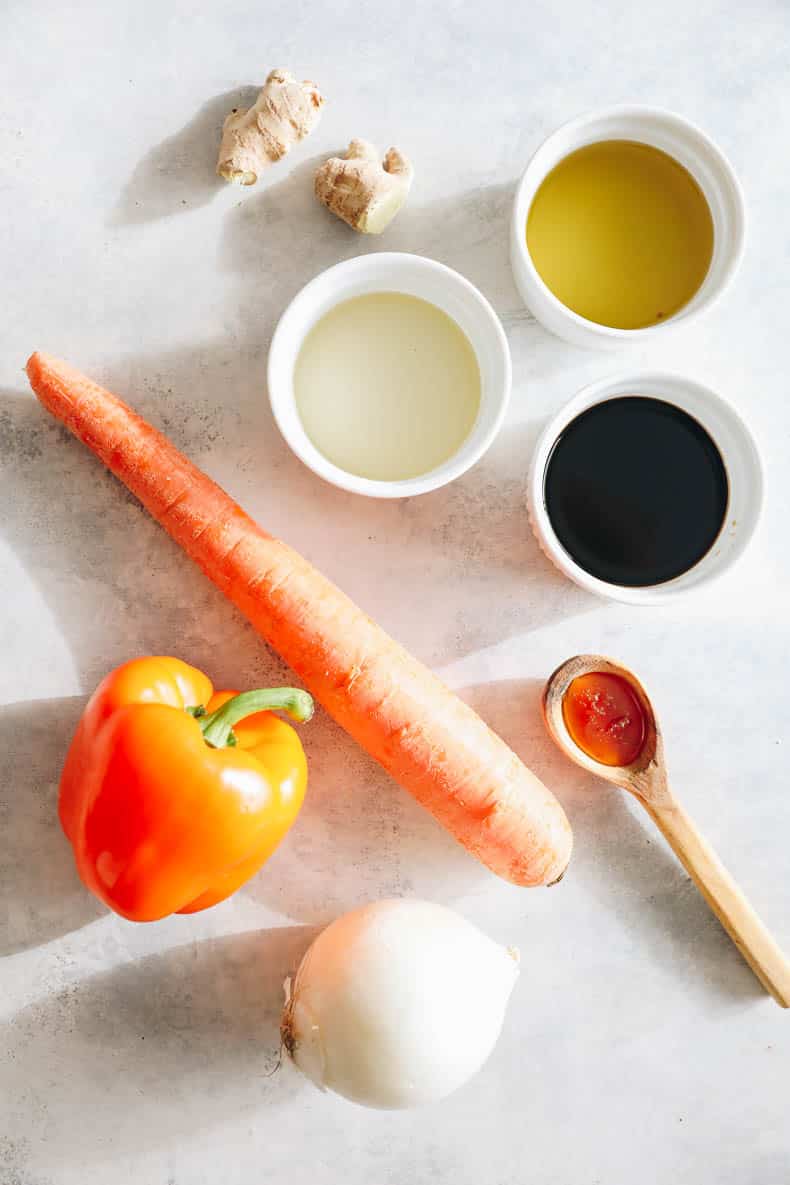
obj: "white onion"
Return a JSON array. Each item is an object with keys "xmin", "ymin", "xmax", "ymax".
[{"xmin": 280, "ymin": 898, "xmax": 519, "ymax": 1109}]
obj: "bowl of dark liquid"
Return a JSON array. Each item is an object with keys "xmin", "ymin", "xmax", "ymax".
[{"xmin": 528, "ymin": 373, "xmax": 762, "ymax": 604}]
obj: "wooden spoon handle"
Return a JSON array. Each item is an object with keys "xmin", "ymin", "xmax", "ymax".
[{"xmin": 645, "ymin": 795, "xmax": 790, "ymax": 1007}]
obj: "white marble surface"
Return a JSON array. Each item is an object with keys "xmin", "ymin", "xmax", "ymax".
[{"xmin": 2, "ymin": 1, "xmax": 789, "ymax": 1181}]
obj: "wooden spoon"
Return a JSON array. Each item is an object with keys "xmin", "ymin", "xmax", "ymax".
[{"xmin": 543, "ymin": 654, "xmax": 790, "ymax": 1008}]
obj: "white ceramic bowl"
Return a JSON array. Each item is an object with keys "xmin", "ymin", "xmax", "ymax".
[
  {"xmin": 527, "ymin": 372, "xmax": 763, "ymax": 604},
  {"xmin": 511, "ymin": 107, "xmax": 746, "ymax": 349},
  {"xmin": 267, "ymin": 253, "xmax": 512, "ymax": 498}
]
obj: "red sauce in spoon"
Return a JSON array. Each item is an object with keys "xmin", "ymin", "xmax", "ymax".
[{"xmin": 562, "ymin": 672, "xmax": 646, "ymax": 766}]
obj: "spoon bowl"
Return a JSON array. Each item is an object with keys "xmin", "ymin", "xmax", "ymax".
[
  {"xmin": 543, "ymin": 654, "xmax": 790, "ymax": 1007},
  {"xmin": 543, "ymin": 654, "xmax": 664, "ymax": 795}
]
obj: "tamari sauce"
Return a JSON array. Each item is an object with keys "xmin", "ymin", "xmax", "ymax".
[{"xmin": 543, "ymin": 396, "xmax": 729, "ymax": 586}]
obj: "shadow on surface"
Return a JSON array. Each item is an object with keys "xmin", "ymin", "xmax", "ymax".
[
  {"xmin": 111, "ymin": 86, "xmax": 260, "ymax": 225},
  {"xmin": 460, "ymin": 677, "xmax": 764, "ymax": 1006},
  {"xmin": 219, "ymin": 176, "xmax": 535, "ymax": 333},
  {"xmin": 3, "ymin": 363, "xmax": 591, "ymax": 680},
  {"xmin": 245, "ymin": 705, "xmax": 488, "ymax": 924},
  {"xmin": 0, "ymin": 387, "xmax": 290, "ymax": 695},
  {"xmin": 0, "ymin": 696, "xmax": 105, "ymax": 956},
  {"xmin": 0, "ymin": 926, "xmax": 316, "ymax": 1158}
]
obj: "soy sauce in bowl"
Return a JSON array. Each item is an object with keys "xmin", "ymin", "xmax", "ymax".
[{"xmin": 543, "ymin": 396, "xmax": 729, "ymax": 587}]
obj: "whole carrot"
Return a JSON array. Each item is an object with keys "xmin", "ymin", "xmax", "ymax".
[{"xmin": 26, "ymin": 353, "xmax": 572, "ymax": 886}]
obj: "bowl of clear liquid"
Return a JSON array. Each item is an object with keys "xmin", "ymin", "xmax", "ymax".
[{"xmin": 267, "ymin": 253, "xmax": 512, "ymax": 498}]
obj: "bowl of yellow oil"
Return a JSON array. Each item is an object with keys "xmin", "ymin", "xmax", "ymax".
[
  {"xmin": 511, "ymin": 107, "xmax": 745, "ymax": 348},
  {"xmin": 267, "ymin": 253, "xmax": 511, "ymax": 497}
]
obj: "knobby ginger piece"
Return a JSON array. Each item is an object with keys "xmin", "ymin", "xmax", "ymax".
[
  {"xmin": 315, "ymin": 140, "xmax": 413, "ymax": 234},
  {"xmin": 217, "ymin": 68, "xmax": 324, "ymax": 186}
]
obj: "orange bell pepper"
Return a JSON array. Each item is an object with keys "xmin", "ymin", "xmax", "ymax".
[{"xmin": 59, "ymin": 656, "xmax": 313, "ymax": 921}]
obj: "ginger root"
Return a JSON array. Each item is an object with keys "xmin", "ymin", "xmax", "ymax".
[
  {"xmin": 314, "ymin": 140, "xmax": 413, "ymax": 234},
  {"xmin": 217, "ymin": 69, "xmax": 324, "ymax": 186}
]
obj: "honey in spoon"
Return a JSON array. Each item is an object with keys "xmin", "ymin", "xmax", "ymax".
[{"xmin": 562, "ymin": 671, "xmax": 646, "ymax": 767}]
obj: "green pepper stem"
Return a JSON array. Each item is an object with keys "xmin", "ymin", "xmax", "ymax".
[{"xmin": 197, "ymin": 687, "xmax": 314, "ymax": 749}]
